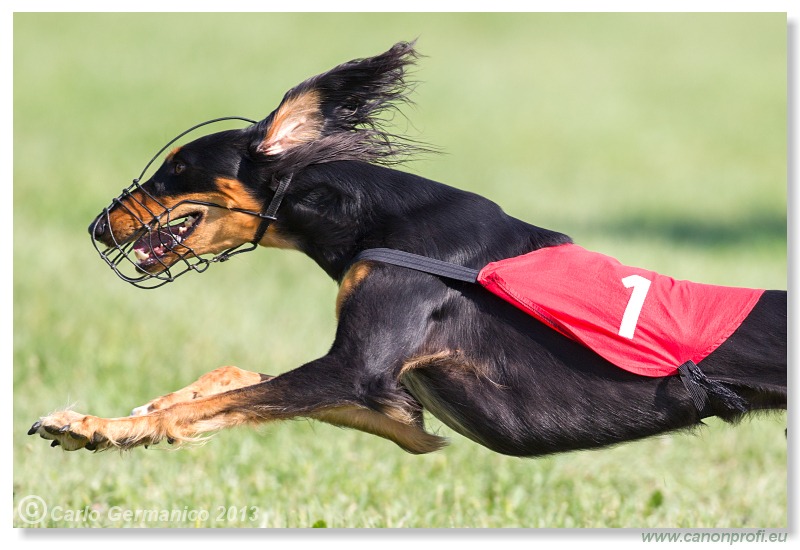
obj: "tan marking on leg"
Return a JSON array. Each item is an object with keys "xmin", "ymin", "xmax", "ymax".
[
  {"xmin": 131, "ymin": 366, "xmax": 268, "ymax": 416},
  {"xmin": 400, "ymin": 350, "xmax": 505, "ymax": 389},
  {"xmin": 336, "ymin": 262, "xmax": 372, "ymax": 318},
  {"xmin": 400, "ymin": 351, "xmax": 457, "ymax": 377},
  {"xmin": 311, "ymin": 405, "xmax": 446, "ymax": 454}
]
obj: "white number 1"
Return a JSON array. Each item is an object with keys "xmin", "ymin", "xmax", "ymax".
[{"xmin": 618, "ymin": 275, "xmax": 651, "ymax": 339}]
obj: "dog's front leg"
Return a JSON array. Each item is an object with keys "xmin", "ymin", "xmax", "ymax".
[
  {"xmin": 129, "ymin": 366, "xmax": 272, "ymax": 416},
  {"xmin": 29, "ymin": 356, "xmax": 445, "ymax": 454}
]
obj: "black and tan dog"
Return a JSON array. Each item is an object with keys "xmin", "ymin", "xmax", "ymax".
[{"xmin": 29, "ymin": 42, "xmax": 786, "ymax": 456}]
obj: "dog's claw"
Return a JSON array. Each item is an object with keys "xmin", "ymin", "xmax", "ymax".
[
  {"xmin": 167, "ymin": 437, "xmax": 175, "ymax": 445},
  {"xmin": 29, "ymin": 411, "xmax": 101, "ymax": 451}
]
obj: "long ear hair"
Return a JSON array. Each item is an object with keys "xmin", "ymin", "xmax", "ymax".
[{"xmin": 251, "ymin": 41, "xmax": 434, "ymax": 173}]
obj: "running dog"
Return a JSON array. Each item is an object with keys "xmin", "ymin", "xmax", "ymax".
[{"xmin": 29, "ymin": 42, "xmax": 786, "ymax": 456}]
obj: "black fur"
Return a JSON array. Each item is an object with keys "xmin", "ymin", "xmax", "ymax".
[{"xmin": 92, "ymin": 42, "xmax": 786, "ymax": 457}]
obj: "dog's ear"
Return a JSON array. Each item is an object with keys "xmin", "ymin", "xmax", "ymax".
[
  {"xmin": 252, "ymin": 41, "xmax": 425, "ymax": 166},
  {"xmin": 256, "ymin": 89, "xmax": 324, "ymax": 156}
]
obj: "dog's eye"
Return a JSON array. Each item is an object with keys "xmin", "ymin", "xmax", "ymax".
[{"xmin": 174, "ymin": 163, "xmax": 186, "ymax": 175}]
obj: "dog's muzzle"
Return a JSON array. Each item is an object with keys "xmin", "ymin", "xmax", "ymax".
[
  {"xmin": 88, "ymin": 116, "xmax": 290, "ymax": 289},
  {"xmin": 90, "ymin": 186, "xmax": 231, "ymax": 289}
]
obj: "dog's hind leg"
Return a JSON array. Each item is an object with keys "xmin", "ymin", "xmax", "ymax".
[{"xmin": 129, "ymin": 366, "xmax": 272, "ymax": 416}]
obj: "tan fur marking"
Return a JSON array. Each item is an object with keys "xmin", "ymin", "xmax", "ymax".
[
  {"xmin": 312, "ymin": 405, "xmax": 446, "ymax": 454},
  {"xmin": 213, "ymin": 177, "xmax": 262, "ymax": 211},
  {"xmin": 165, "ymin": 146, "xmax": 182, "ymax": 162},
  {"xmin": 336, "ymin": 262, "xmax": 372, "ymax": 318},
  {"xmin": 212, "ymin": 178, "xmax": 297, "ymax": 249},
  {"xmin": 260, "ymin": 225, "xmax": 297, "ymax": 250},
  {"xmin": 400, "ymin": 350, "xmax": 505, "ymax": 388},
  {"xmin": 131, "ymin": 366, "xmax": 267, "ymax": 416},
  {"xmin": 106, "ymin": 177, "xmax": 297, "ymax": 272},
  {"xmin": 400, "ymin": 350, "xmax": 458, "ymax": 377},
  {"xmin": 259, "ymin": 90, "xmax": 323, "ymax": 155}
]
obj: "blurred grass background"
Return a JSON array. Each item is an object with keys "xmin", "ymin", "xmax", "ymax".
[{"xmin": 13, "ymin": 13, "xmax": 786, "ymax": 528}]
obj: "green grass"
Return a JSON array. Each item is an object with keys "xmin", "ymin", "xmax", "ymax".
[{"xmin": 13, "ymin": 13, "xmax": 786, "ymax": 529}]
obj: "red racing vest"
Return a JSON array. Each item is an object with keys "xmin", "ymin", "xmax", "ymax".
[{"xmin": 477, "ymin": 244, "xmax": 764, "ymax": 376}]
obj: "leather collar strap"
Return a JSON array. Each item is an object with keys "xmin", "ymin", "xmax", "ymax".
[{"xmin": 252, "ymin": 173, "xmax": 293, "ymax": 245}]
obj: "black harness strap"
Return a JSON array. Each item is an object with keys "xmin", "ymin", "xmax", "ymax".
[
  {"xmin": 351, "ymin": 247, "xmax": 749, "ymax": 420},
  {"xmin": 350, "ymin": 248, "xmax": 479, "ymax": 283}
]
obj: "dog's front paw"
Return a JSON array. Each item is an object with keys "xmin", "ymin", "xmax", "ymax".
[
  {"xmin": 28, "ymin": 410, "xmax": 109, "ymax": 451},
  {"xmin": 28, "ymin": 408, "xmax": 190, "ymax": 451}
]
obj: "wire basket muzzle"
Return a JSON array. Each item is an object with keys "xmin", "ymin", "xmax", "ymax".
[
  {"xmin": 90, "ymin": 182, "xmax": 213, "ymax": 289},
  {"xmin": 89, "ymin": 116, "xmax": 262, "ymax": 289}
]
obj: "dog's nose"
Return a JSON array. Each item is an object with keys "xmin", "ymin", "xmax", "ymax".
[{"xmin": 89, "ymin": 215, "xmax": 108, "ymax": 241}]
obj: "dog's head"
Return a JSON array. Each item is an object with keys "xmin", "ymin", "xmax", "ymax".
[{"xmin": 89, "ymin": 41, "xmax": 423, "ymax": 287}]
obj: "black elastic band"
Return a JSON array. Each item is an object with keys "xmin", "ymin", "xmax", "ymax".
[
  {"xmin": 677, "ymin": 361, "xmax": 714, "ymax": 418},
  {"xmin": 350, "ymin": 248, "xmax": 479, "ymax": 283},
  {"xmin": 677, "ymin": 360, "xmax": 750, "ymax": 419}
]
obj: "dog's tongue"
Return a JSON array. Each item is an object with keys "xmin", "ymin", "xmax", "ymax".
[
  {"xmin": 130, "ymin": 215, "xmax": 199, "ymax": 268},
  {"xmin": 132, "ymin": 227, "xmax": 182, "ymax": 267}
]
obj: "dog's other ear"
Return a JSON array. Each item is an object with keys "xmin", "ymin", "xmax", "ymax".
[{"xmin": 253, "ymin": 41, "xmax": 424, "ymax": 166}]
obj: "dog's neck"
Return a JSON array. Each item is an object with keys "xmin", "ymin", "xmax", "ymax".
[{"xmin": 263, "ymin": 161, "xmax": 571, "ymax": 281}]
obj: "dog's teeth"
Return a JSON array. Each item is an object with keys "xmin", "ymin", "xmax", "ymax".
[
  {"xmin": 184, "ymin": 216, "xmax": 196, "ymax": 227},
  {"xmin": 134, "ymin": 249, "xmax": 150, "ymax": 261}
]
